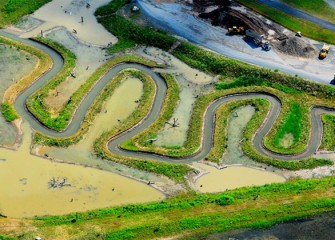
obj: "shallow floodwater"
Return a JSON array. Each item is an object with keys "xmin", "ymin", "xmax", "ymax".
[
  {"xmin": 0, "ymin": 122, "xmax": 164, "ymax": 218},
  {"xmin": 155, "ymin": 83, "xmax": 194, "ymax": 146},
  {"xmin": 222, "ymin": 106, "xmax": 269, "ymax": 168},
  {"xmin": 193, "ymin": 163, "xmax": 285, "ymax": 192},
  {"xmin": 0, "ymin": 45, "xmax": 37, "ymax": 145},
  {"xmin": 20, "ymin": 0, "xmax": 117, "ymax": 46},
  {"xmin": 138, "ymin": 46, "xmax": 212, "ymax": 84},
  {"xmin": 39, "ymin": 77, "xmax": 167, "ymax": 183},
  {"xmin": 43, "ymin": 28, "xmax": 107, "ymax": 111}
]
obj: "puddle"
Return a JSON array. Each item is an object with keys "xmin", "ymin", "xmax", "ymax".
[
  {"xmin": 155, "ymin": 82, "xmax": 194, "ymax": 146},
  {"xmin": 279, "ymin": 133, "xmax": 294, "ymax": 148},
  {"xmin": 20, "ymin": 0, "xmax": 118, "ymax": 46},
  {"xmin": 136, "ymin": 46, "xmax": 213, "ymax": 84},
  {"xmin": 135, "ymin": 46, "xmax": 214, "ymax": 146},
  {"xmin": 0, "ymin": 120, "xmax": 164, "ymax": 218},
  {"xmin": 193, "ymin": 163, "xmax": 285, "ymax": 193},
  {"xmin": 43, "ymin": 28, "xmax": 107, "ymax": 111},
  {"xmin": 0, "ymin": 44, "xmax": 37, "ymax": 146},
  {"xmin": 38, "ymin": 77, "xmax": 171, "ymax": 187},
  {"xmin": 221, "ymin": 105, "xmax": 265, "ymax": 167}
]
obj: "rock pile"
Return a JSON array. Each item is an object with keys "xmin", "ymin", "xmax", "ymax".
[{"xmin": 275, "ymin": 37, "xmax": 317, "ymax": 58}]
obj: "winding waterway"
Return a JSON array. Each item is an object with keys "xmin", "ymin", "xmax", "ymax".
[{"xmin": 1, "ymin": 28, "xmax": 335, "ymax": 217}]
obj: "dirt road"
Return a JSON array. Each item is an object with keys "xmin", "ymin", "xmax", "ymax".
[{"xmin": 137, "ymin": 0, "xmax": 335, "ymax": 84}]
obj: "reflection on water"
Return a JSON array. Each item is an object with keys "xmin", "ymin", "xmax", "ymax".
[{"xmin": 206, "ymin": 211, "xmax": 335, "ymax": 240}]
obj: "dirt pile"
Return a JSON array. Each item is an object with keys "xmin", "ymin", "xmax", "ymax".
[{"xmin": 275, "ymin": 37, "xmax": 317, "ymax": 58}]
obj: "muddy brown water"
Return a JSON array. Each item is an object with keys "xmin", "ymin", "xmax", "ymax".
[
  {"xmin": 0, "ymin": 124, "xmax": 164, "ymax": 218},
  {"xmin": 0, "ymin": 45, "xmax": 37, "ymax": 146},
  {"xmin": 43, "ymin": 28, "xmax": 108, "ymax": 111},
  {"xmin": 39, "ymin": 77, "xmax": 143, "ymax": 160},
  {"xmin": 192, "ymin": 106, "xmax": 285, "ymax": 193},
  {"xmin": 193, "ymin": 163, "xmax": 285, "ymax": 192},
  {"xmin": 37, "ymin": 76, "xmax": 169, "ymax": 178},
  {"xmin": 20, "ymin": 0, "xmax": 117, "ymax": 46},
  {"xmin": 0, "ymin": 78, "xmax": 165, "ymax": 218}
]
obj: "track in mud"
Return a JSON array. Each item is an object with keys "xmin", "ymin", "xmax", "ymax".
[{"xmin": 1, "ymin": 30, "xmax": 334, "ymax": 165}]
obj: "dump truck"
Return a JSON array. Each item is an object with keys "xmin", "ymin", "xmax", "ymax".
[
  {"xmin": 245, "ymin": 29, "xmax": 271, "ymax": 51},
  {"xmin": 319, "ymin": 44, "xmax": 330, "ymax": 59},
  {"xmin": 227, "ymin": 26, "xmax": 245, "ymax": 35}
]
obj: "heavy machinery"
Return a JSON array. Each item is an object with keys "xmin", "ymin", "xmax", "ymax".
[
  {"xmin": 227, "ymin": 26, "xmax": 245, "ymax": 35},
  {"xmin": 319, "ymin": 44, "xmax": 330, "ymax": 59},
  {"xmin": 245, "ymin": 29, "xmax": 271, "ymax": 51}
]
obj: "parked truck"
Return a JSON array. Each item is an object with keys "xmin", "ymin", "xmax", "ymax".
[{"xmin": 245, "ymin": 29, "xmax": 271, "ymax": 51}]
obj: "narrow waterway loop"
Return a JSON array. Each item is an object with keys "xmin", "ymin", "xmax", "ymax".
[{"xmin": 1, "ymin": 30, "xmax": 335, "ymax": 164}]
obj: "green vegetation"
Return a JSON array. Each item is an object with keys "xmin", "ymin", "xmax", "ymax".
[
  {"xmin": 33, "ymin": 67, "xmax": 158, "ymax": 147},
  {"xmin": 0, "ymin": 0, "xmax": 51, "ymax": 27},
  {"xmin": 236, "ymin": 0, "xmax": 335, "ymax": 45},
  {"xmin": 0, "ymin": 103, "xmax": 19, "ymax": 121},
  {"xmin": 26, "ymin": 37, "xmax": 77, "ymax": 131},
  {"xmin": 3, "ymin": 177, "xmax": 333, "ymax": 239},
  {"xmin": 0, "ymin": 36, "xmax": 52, "ymax": 107},
  {"xmin": 281, "ymin": 0, "xmax": 335, "ymax": 23},
  {"xmin": 320, "ymin": 114, "xmax": 335, "ymax": 151},
  {"xmin": 206, "ymin": 99, "xmax": 266, "ymax": 163},
  {"xmin": 274, "ymin": 102, "xmax": 302, "ymax": 148},
  {"xmin": 96, "ymin": 0, "xmax": 176, "ymax": 54},
  {"xmin": 28, "ymin": 37, "xmax": 160, "ymax": 131},
  {"xmin": 121, "ymin": 73, "xmax": 180, "ymax": 153}
]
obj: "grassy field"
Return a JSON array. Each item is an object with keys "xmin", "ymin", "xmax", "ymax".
[
  {"xmin": 0, "ymin": 0, "xmax": 51, "ymax": 27},
  {"xmin": 320, "ymin": 114, "xmax": 335, "ymax": 151},
  {"xmin": 236, "ymin": 0, "xmax": 335, "ymax": 45},
  {"xmin": 273, "ymin": 102, "xmax": 302, "ymax": 148},
  {"xmin": 281, "ymin": 0, "xmax": 335, "ymax": 23},
  {"xmin": 1, "ymin": 177, "xmax": 334, "ymax": 239}
]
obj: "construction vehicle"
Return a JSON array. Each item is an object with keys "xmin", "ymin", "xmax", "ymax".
[
  {"xmin": 319, "ymin": 44, "xmax": 330, "ymax": 59},
  {"xmin": 227, "ymin": 26, "xmax": 245, "ymax": 35},
  {"xmin": 245, "ymin": 29, "xmax": 271, "ymax": 51}
]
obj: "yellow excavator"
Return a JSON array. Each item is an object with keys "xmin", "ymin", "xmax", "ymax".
[
  {"xmin": 227, "ymin": 26, "xmax": 245, "ymax": 35},
  {"xmin": 319, "ymin": 44, "xmax": 330, "ymax": 59}
]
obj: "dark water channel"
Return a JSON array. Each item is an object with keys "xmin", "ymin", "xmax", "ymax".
[{"xmin": 205, "ymin": 211, "xmax": 335, "ymax": 240}]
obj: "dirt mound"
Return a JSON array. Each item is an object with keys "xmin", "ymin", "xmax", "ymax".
[{"xmin": 274, "ymin": 37, "xmax": 317, "ymax": 58}]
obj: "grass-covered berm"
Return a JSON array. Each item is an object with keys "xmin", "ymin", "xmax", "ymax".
[
  {"xmin": 0, "ymin": 177, "xmax": 334, "ymax": 239},
  {"xmin": 0, "ymin": 0, "xmax": 51, "ymax": 27}
]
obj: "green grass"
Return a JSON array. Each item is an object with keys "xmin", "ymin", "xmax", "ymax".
[
  {"xmin": 96, "ymin": 0, "xmax": 176, "ymax": 54},
  {"xmin": 274, "ymin": 102, "xmax": 302, "ymax": 148},
  {"xmin": 319, "ymin": 114, "xmax": 335, "ymax": 151},
  {"xmin": 4, "ymin": 177, "xmax": 333, "ymax": 239},
  {"xmin": 281, "ymin": 0, "xmax": 335, "ymax": 23},
  {"xmin": 1, "ymin": 103, "xmax": 19, "ymax": 122},
  {"xmin": 0, "ymin": 0, "xmax": 51, "ymax": 27},
  {"xmin": 236, "ymin": 0, "xmax": 335, "ymax": 45},
  {"xmin": 26, "ymin": 37, "xmax": 77, "ymax": 131},
  {"xmin": 121, "ymin": 73, "xmax": 180, "ymax": 154}
]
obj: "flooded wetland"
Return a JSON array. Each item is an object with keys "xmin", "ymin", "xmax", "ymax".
[{"xmin": 1, "ymin": 0, "xmax": 334, "ymax": 228}]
